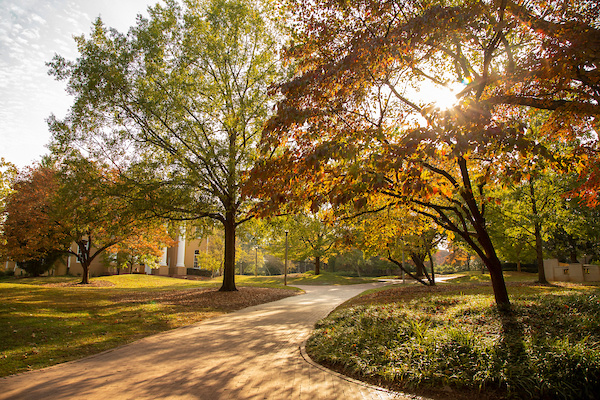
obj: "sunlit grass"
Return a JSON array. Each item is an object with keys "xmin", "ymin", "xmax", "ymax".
[
  {"xmin": 201, "ymin": 272, "xmax": 377, "ymax": 287},
  {"xmin": 0, "ymin": 274, "xmax": 295, "ymax": 377},
  {"xmin": 98, "ymin": 274, "xmax": 217, "ymax": 289},
  {"xmin": 443, "ymin": 270, "xmax": 540, "ymax": 284},
  {"xmin": 289, "ymin": 271, "xmax": 377, "ymax": 285}
]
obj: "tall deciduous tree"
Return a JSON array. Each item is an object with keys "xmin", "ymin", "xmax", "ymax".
[
  {"xmin": 1, "ymin": 159, "xmax": 171, "ymax": 284},
  {"xmin": 249, "ymin": 0, "xmax": 599, "ymax": 308},
  {"xmin": 1, "ymin": 166, "xmax": 70, "ymax": 267},
  {"xmin": 0, "ymin": 158, "xmax": 18, "ymax": 260},
  {"xmin": 47, "ymin": 0, "xmax": 282, "ymax": 291},
  {"xmin": 0, "ymin": 158, "xmax": 16, "ymax": 215}
]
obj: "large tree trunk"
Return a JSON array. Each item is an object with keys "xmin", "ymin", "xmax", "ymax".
[
  {"xmin": 476, "ymin": 229, "xmax": 510, "ymax": 307},
  {"xmin": 486, "ymin": 253, "xmax": 510, "ymax": 308},
  {"xmin": 457, "ymin": 157, "xmax": 510, "ymax": 308},
  {"xmin": 568, "ymin": 236, "xmax": 579, "ymax": 263},
  {"xmin": 77, "ymin": 239, "xmax": 91, "ymax": 284},
  {"xmin": 81, "ymin": 262, "xmax": 90, "ymax": 284},
  {"xmin": 219, "ymin": 211, "xmax": 237, "ymax": 292},
  {"xmin": 315, "ymin": 256, "xmax": 321, "ymax": 275},
  {"xmin": 534, "ymin": 223, "xmax": 548, "ymax": 283},
  {"xmin": 411, "ymin": 253, "xmax": 426, "ymax": 277}
]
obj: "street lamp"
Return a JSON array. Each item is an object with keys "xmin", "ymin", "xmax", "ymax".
[{"xmin": 284, "ymin": 230, "xmax": 289, "ymax": 286}]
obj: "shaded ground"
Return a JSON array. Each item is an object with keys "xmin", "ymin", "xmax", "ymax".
[{"xmin": 0, "ymin": 280, "xmax": 301, "ymax": 377}]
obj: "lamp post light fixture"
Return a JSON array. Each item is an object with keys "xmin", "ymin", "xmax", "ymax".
[
  {"xmin": 284, "ymin": 230, "xmax": 289, "ymax": 286},
  {"xmin": 254, "ymin": 246, "xmax": 258, "ymax": 277}
]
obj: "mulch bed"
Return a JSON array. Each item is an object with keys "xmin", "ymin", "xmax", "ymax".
[
  {"xmin": 42, "ymin": 280, "xmax": 116, "ymax": 287},
  {"xmin": 111, "ymin": 286, "xmax": 300, "ymax": 311}
]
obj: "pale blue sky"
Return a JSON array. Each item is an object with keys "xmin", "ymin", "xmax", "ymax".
[{"xmin": 0, "ymin": 0, "xmax": 158, "ymax": 168}]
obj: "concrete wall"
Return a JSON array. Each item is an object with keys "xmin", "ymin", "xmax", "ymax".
[{"xmin": 544, "ymin": 259, "xmax": 600, "ymax": 283}]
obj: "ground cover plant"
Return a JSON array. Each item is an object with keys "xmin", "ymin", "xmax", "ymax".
[
  {"xmin": 0, "ymin": 274, "xmax": 299, "ymax": 377},
  {"xmin": 306, "ymin": 273, "xmax": 600, "ymax": 400}
]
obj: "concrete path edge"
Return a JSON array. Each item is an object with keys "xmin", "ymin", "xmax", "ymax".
[{"xmin": 299, "ymin": 339, "xmax": 431, "ymax": 400}]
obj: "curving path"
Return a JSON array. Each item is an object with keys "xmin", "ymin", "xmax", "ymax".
[{"xmin": 1, "ymin": 283, "xmax": 408, "ymax": 400}]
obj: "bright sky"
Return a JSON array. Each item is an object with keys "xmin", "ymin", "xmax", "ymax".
[{"xmin": 0, "ymin": 0, "xmax": 158, "ymax": 169}]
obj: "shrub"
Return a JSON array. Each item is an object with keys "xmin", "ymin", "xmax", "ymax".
[
  {"xmin": 186, "ymin": 268, "xmax": 212, "ymax": 277},
  {"xmin": 0, "ymin": 269, "xmax": 14, "ymax": 277},
  {"xmin": 306, "ymin": 290, "xmax": 600, "ymax": 399},
  {"xmin": 19, "ymin": 251, "xmax": 63, "ymax": 277}
]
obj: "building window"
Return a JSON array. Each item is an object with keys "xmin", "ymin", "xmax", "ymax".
[{"xmin": 194, "ymin": 250, "xmax": 200, "ymax": 268}]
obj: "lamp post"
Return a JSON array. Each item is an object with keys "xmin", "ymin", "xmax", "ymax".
[
  {"xmin": 254, "ymin": 246, "xmax": 258, "ymax": 277},
  {"xmin": 284, "ymin": 230, "xmax": 289, "ymax": 286}
]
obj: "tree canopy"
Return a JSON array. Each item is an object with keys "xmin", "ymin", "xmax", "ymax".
[
  {"xmin": 248, "ymin": 0, "xmax": 600, "ymax": 308},
  {"xmin": 47, "ymin": 0, "xmax": 283, "ymax": 290},
  {"xmin": 0, "ymin": 159, "xmax": 172, "ymax": 283}
]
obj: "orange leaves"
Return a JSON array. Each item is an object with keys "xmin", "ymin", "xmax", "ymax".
[{"xmin": 1, "ymin": 166, "xmax": 69, "ymax": 262}]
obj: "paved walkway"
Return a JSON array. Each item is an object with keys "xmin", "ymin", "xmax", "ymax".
[{"xmin": 1, "ymin": 284, "xmax": 410, "ymax": 400}]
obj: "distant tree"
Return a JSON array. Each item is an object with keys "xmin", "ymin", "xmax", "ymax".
[
  {"xmin": 544, "ymin": 179, "xmax": 600, "ymax": 263},
  {"xmin": 106, "ymin": 224, "xmax": 175, "ymax": 273},
  {"xmin": 268, "ymin": 213, "xmax": 339, "ymax": 275},
  {"xmin": 196, "ymin": 231, "xmax": 224, "ymax": 276},
  {"xmin": 1, "ymin": 158, "xmax": 169, "ymax": 284},
  {"xmin": 344, "ymin": 202, "xmax": 444, "ymax": 285}
]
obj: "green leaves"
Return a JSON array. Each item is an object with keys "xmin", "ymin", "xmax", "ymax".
[{"xmin": 47, "ymin": 0, "xmax": 284, "ymax": 290}]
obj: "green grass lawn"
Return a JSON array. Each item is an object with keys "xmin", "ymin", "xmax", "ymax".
[
  {"xmin": 307, "ymin": 273, "xmax": 600, "ymax": 400},
  {"xmin": 191, "ymin": 271, "xmax": 377, "ymax": 287},
  {"xmin": 226, "ymin": 271, "xmax": 377, "ymax": 286},
  {"xmin": 0, "ymin": 270, "xmax": 373, "ymax": 377},
  {"xmin": 0, "ymin": 274, "xmax": 298, "ymax": 377}
]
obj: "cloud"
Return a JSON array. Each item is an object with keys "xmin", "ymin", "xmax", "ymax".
[
  {"xmin": 30, "ymin": 13, "xmax": 47, "ymax": 25},
  {"xmin": 0, "ymin": 0, "xmax": 156, "ymax": 168}
]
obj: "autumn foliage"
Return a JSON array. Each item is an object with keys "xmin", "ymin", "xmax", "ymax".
[
  {"xmin": 1, "ymin": 161, "xmax": 173, "ymax": 284},
  {"xmin": 248, "ymin": 0, "xmax": 599, "ymax": 307},
  {"xmin": 1, "ymin": 167, "xmax": 70, "ymax": 266}
]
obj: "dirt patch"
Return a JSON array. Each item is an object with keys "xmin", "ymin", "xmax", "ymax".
[{"xmin": 112, "ymin": 286, "xmax": 300, "ymax": 312}]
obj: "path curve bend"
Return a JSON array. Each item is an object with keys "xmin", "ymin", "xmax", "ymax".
[{"xmin": 1, "ymin": 283, "xmax": 408, "ymax": 400}]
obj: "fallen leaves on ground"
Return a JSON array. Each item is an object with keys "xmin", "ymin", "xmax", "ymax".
[{"xmin": 112, "ymin": 287, "xmax": 300, "ymax": 312}]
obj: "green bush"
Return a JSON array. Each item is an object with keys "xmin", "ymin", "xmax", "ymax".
[
  {"xmin": 0, "ymin": 269, "xmax": 15, "ymax": 277},
  {"xmin": 186, "ymin": 268, "xmax": 212, "ymax": 277},
  {"xmin": 19, "ymin": 251, "xmax": 63, "ymax": 277}
]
